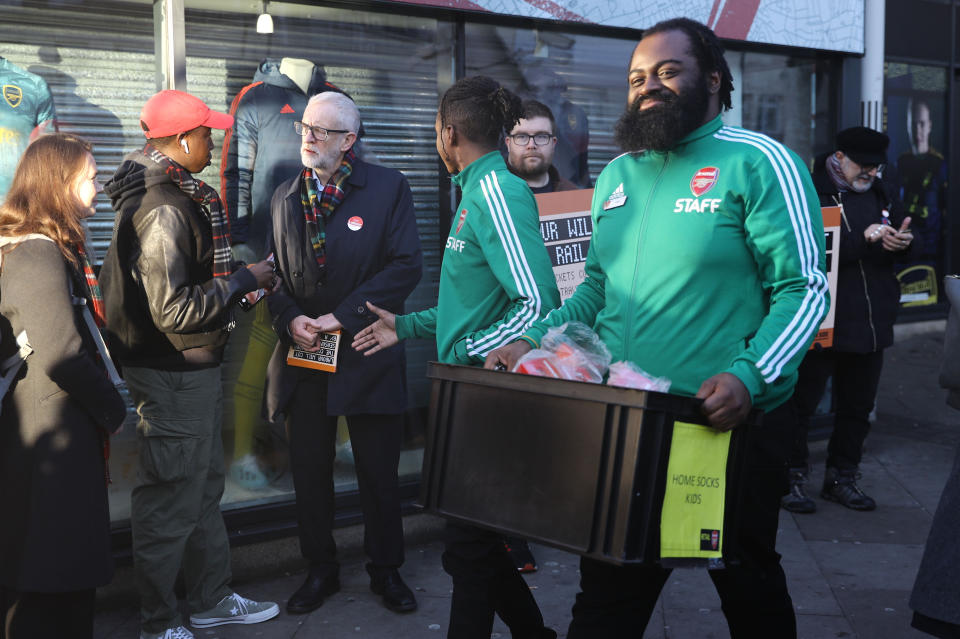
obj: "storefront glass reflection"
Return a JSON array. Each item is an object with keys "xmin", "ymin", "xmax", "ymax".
[
  {"xmin": 2, "ymin": 0, "xmax": 841, "ymax": 526},
  {"xmin": 885, "ymin": 63, "xmax": 949, "ymax": 307}
]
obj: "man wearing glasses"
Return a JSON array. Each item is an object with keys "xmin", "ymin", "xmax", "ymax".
[
  {"xmin": 782, "ymin": 126, "xmax": 917, "ymax": 514},
  {"xmin": 263, "ymin": 91, "xmax": 422, "ymax": 615},
  {"xmin": 505, "ymin": 100, "xmax": 578, "ymax": 194}
]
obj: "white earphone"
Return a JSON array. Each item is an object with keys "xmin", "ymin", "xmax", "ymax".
[{"xmin": 180, "ymin": 139, "xmax": 190, "ymax": 154}]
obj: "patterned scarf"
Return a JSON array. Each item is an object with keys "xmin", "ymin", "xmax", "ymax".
[
  {"xmin": 77, "ymin": 243, "xmax": 106, "ymax": 328},
  {"xmin": 142, "ymin": 144, "xmax": 232, "ymax": 278},
  {"xmin": 826, "ymin": 153, "xmax": 859, "ymax": 193},
  {"xmin": 302, "ymin": 149, "xmax": 355, "ymax": 274}
]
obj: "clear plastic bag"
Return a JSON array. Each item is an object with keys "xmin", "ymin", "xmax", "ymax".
[
  {"xmin": 607, "ymin": 360, "xmax": 671, "ymax": 392},
  {"xmin": 513, "ymin": 322, "xmax": 611, "ymax": 384}
]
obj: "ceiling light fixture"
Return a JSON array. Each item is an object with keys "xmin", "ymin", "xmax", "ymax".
[{"xmin": 256, "ymin": 1, "xmax": 273, "ymax": 34}]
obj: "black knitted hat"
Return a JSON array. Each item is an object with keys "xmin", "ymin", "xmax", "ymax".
[{"xmin": 836, "ymin": 126, "xmax": 889, "ymax": 166}]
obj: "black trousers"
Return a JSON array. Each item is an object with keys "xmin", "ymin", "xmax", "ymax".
[
  {"xmin": 0, "ymin": 588, "xmax": 95, "ymax": 639},
  {"xmin": 788, "ymin": 348, "xmax": 884, "ymax": 471},
  {"xmin": 286, "ymin": 373, "xmax": 404, "ymax": 569},
  {"xmin": 443, "ymin": 523, "xmax": 550, "ymax": 639},
  {"xmin": 567, "ymin": 402, "xmax": 797, "ymax": 639}
]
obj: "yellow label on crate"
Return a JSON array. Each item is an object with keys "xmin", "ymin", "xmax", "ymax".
[{"xmin": 659, "ymin": 420, "xmax": 731, "ymax": 559}]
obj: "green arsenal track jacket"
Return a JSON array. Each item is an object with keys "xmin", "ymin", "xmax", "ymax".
[
  {"xmin": 395, "ymin": 151, "xmax": 560, "ymax": 365},
  {"xmin": 524, "ymin": 116, "xmax": 829, "ymax": 411}
]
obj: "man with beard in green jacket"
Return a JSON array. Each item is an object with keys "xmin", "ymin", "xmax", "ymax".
[{"xmin": 487, "ymin": 18, "xmax": 828, "ymax": 639}]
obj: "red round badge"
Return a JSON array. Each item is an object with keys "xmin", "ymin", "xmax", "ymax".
[{"xmin": 347, "ymin": 216, "xmax": 363, "ymax": 231}]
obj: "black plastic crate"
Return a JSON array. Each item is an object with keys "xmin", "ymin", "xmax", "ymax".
[{"xmin": 419, "ymin": 362, "xmax": 755, "ymax": 566}]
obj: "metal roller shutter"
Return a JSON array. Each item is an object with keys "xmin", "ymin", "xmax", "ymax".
[
  {"xmin": 0, "ymin": 0, "xmax": 156, "ymax": 261},
  {"xmin": 181, "ymin": 6, "xmax": 444, "ymax": 405}
]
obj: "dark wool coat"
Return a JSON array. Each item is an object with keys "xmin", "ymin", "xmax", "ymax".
[
  {"xmin": 0, "ymin": 238, "xmax": 126, "ymax": 592},
  {"xmin": 812, "ymin": 153, "xmax": 919, "ymax": 353},
  {"xmin": 264, "ymin": 158, "xmax": 422, "ymax": 420}
]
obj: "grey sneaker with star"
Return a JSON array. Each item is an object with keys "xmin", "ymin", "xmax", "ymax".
[
  {"xmin": 139, "ymin": 626, "xmax": 194, "ymax": 639},
  {"xmin": 189, "ymin": 592, "xmax": 279, "ymax": 628}
]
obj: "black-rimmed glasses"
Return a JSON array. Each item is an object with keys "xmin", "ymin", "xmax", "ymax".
[
  {"xmin": 294, "ymin": 121, "xmax": 349, "ymax": 141},
  {"xmin": 507, "ymin": 133, "xmax": 553, "ymax": 146}
]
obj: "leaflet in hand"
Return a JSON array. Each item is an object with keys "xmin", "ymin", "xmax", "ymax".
[{"xmin": 286, "ymin": 330, "xmax": 341, "ymax": 373}]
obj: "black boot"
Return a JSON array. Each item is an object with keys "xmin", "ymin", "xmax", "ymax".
[
  {"xmin": 781, "ymin": 467, "xmax": 816, "ymax": 513},
  {"xmin": 366, "ymin": 563, "xmax": 418, "ymax": 613},
  {"xmin": 821, "ymin": 466, "xmax": 876, "ymax": 511}
]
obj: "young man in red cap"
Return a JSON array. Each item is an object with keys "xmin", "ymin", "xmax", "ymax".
[{"xmin": 100, "ymin": 90, "xmax": 279, "ymax": 639}]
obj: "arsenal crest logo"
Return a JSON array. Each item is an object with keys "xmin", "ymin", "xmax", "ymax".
[
  {"xmin": 690, "ymin": 167, "xmax": 719, "ymax": 197},
  {"xmin": 3, "ymin": 84, "xmax": 23, "ymax": 109},
  {"xmin": 455, "ymin": 208, "xmax": 468, "ymax": 234}
]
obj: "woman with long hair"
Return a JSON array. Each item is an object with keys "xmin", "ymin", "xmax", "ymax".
[
  {"xmin": 354, "ymin": 76, "xmax": 561, "ymax": 637},
  {"xmin": 0, "ymin": 133, "xmax": 126, "ymax": 638}
]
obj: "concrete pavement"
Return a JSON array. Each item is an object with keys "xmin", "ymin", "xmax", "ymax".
[{"xmin": 94, "ymin": 326, "xmax": 955, "ymax": 638}]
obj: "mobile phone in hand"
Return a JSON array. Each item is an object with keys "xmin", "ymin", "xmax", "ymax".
[{"xmin": 238, "ymin": 253, "xmax": 275, "ymax": 311}]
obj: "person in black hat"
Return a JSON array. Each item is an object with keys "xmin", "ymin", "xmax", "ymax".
[{"xmin": 781, "ymin": 126, "xmax": 919, "ymax": 514}]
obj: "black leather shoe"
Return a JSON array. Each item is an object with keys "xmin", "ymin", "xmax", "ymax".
[
  {"xmin": 286, "ymin": 567, "xmax": 341, "ymax": 614},
  {"xmin": 366, "ymin": 563, "xmax": 418, "ymax": 613}
]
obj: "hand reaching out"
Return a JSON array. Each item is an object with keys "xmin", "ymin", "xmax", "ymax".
[{"xmin": 352, "ymin": 302, "xmax": 399, "ymax": 356}]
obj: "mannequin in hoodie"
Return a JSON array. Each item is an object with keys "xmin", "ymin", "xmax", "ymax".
[{"xmin": 220, "ymin": 58, "xmax": 352, "ymax": 489}]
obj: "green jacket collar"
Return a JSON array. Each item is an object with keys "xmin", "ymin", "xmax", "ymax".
[
  {"xmin": 450, "ymin": 151, "xmax": 505, "ymax": 190},
  {"xmin": 676, "ymin": 114, "xmax": 724, "ymax": 147}
]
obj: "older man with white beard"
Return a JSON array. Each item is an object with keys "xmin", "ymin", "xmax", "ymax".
[
  {"xmin": 262, "ymin": 91, "xmax": 423, "ymax": 615},
  {"xmin": 782, "ymin": 127, "xmax": 916, "ymax": 515}
]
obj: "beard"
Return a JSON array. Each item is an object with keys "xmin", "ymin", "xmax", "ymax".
[
  {"xmin": 511, "ymin": 153, "xmax": 549, "ymax": 180},
  {"xmin": 614, "ymin": 78, "xmax": 711, "ymax": 152},
  {"xmin": 301, "ymin": 143, "xmax": 342, "ymax": 174}
]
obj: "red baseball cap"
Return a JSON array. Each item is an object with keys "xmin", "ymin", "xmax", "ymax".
[{"xmin": 139, "ymin": 90, "xmax": 234, "ymax": 139}]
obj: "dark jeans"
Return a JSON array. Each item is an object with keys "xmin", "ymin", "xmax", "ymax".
[
  {"xmin": 789, "ymin": 348, "xmax": 884, "ymax": 471},
  {"xmin": 443, "ymin": 523, "xmax": 549, "ymax": 639},
  {"xmin": 0, "ymin": 588, "xmax": 95, "ymax": 639},
  {"xmin": 286, "ymin": 373, "xmax": 404, "ymax": 569},
  {"xmin": 567, "ymin": 402, "xmax": 797, "ymax": 639}
]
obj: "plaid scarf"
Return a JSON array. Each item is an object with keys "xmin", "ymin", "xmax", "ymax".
[
  {"xmin": 77, "ymin": 243, "xmax": 106, "ymax": 328},
  {"xmin": 302, "ymin": 149, "xmax": 355, "ymax": 274},
  {"xmin": 826, "ymin": 153, "xmax": 853, "ymax": 192},
  {"xmin": 142, "ymin": 144, "xmax": 232, "ymax": 278}
]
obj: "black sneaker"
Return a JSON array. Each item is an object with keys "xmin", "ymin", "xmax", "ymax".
[
  {"xmin": 504, "ymin": 537, "xmax": 537, "ymax": 573},
  {"xmin": 821, "ymin": 467, "xmax": 876, "ymax": 511},
  {"xmin": 781, "ymin": 468, "xmax": 816, "ymax": 513}
]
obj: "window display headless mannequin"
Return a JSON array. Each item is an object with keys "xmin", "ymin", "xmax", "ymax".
[
  {"xmin": 228, "ymin": 56, "xmax": 324, "ymax": 490},
  {"xmin": 279, "ymin": 58, "xmax": 315, "ymax": 95}
]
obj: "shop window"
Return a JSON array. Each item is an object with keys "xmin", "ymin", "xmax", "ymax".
[
  {"xmin": 464, "ymin": 23, "xmax": 637, "ymax": 187},
  {"xmin": 729, "ymin": 51, "xmax": 833, "ymax": 165}
]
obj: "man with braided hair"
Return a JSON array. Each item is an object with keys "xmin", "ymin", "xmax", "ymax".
[{"xmin": 354, "ymin": 75, "xmax": 560, "ymax": 639}]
